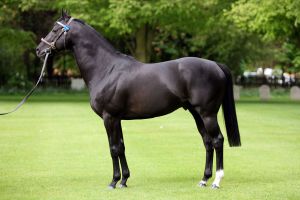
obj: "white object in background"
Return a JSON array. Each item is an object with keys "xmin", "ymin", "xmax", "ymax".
[
  {"xmin": 233, "ymin": 85, "xmax": 240, "ymax": 101},
  {"xmin": 71, "ymin": 78, "xmax": 85, "ymax": 90},
  {"xmin": 291, "ymin": 86, "xmax": 300, "ymax": 100},
  {"xmin": 259, "ymin": 85, "xmax": 270, "ymax": 101}
]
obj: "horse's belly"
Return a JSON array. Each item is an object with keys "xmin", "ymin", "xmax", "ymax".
[{"xmin": 123, "ymin": 88, "xmax": 182, "ymax": 119}]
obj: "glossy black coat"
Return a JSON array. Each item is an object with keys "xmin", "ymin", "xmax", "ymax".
[{"xmin": 36, "ymin": 13, "xmax": 240, "ymax": 189}]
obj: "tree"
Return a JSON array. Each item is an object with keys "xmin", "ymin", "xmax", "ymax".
[
  {"xmin": 226, "ymin": 0, "xmax": 300, "ymax": 43},
  {"xmin": 225, "ymin": 0, "xmax": 300, "ymax": 72},
  {"xmin": 146, "ymin": 0, "xmax": 267, "ymax": 75},
  {"xmin": 190, "ymin": 0, "xmax": 270, "ymax": 75},
  {"xmin": 57, "ymin": 0, "xmax": 215, "ymax": 62},
  {"xmin": 1, "ymin": 0, "xmax": 282, "ymax": 88},
  {"xmin": 0, "ymin": 1, "xmax": 36, "ymax": 87},
  {"xmin": 57, "ymin": 0, "xmax": 266, "ymax": 75}
]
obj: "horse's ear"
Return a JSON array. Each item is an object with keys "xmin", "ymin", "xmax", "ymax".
[{"xmin": 61, "ymin": 9, "xmax": 69, "ymax": 19}]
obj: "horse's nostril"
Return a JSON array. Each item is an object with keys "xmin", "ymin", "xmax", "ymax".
[{"xmin": 36, "ymin": 47, "xmax": 40, "ymax": 52}]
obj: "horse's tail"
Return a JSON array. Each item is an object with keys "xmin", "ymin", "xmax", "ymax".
[{"xmin": 217, "ymin": 63, "xmax": 241, "ymax": 147}]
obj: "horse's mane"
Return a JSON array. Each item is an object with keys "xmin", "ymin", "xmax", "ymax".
[
  {"xmin": 70, "ymin": 18, "xmax": 136, "ymax": 62},
  {"xmin": 73, "ymin": 19, "xmax": 118, "ymax": 54}
]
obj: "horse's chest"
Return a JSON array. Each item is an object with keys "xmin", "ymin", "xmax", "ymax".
[
  {"xmin": 90, "ymin": 89, "xmax": 124, "ymax": 117},
  {"xmin": 89, "ymin": 95, "xmax": 104, "ymax": 116}
]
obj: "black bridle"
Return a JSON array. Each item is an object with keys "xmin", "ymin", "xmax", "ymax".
[
  {"xmin": 0, "ymin": 18, "xmax": 73, "ymax": 115},
  {"xmin": 41, "ymin": 17, "xmax": 73, "ymax": 52}
]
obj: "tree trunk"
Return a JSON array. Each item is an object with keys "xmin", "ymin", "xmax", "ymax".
[{"xmin": 134, "ymin": 24, "xmax": 153, "ymax": 63}]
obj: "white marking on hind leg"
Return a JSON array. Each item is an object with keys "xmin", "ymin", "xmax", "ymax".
[
  {"xmin": 212, "ymin": 170, "xmax": 224, "ymax": 188},
  {"xmin": 198, "ymin": 180, "xmax": 207, "ymax": 187}
]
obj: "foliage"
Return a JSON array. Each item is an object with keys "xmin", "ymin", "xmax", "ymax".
[
  {"xmin": 0, "ymin": 1, "xmax": 63, "ymax": 89},
  {"xmin": 226, "ymin": 0, "xmax": 300, "ymax": 41},
  {"xmin": 57, "ymin": 0, "xmax": 212, "ymax": 35},
  {"xmin": 56, "ymin": 0, "xmax": 217, "ymax": 62},
  {"xmin": 1, "ymin": 0, "xmax": 300, "ymax": 89},
  {"xmin": 194, "ymin": 12, "xmax": 270, "ymax": 74},
  {"xmin": 276, "ymin": 42, "xmax": 300, "ymax": 72},
  {"xmin": 0, "ymin": 27, "xmax": 35, "ymax": 87},
  {"xmin": 0, "ymin": 1, "xmax": 37, "ymax": 88},
  {"xmin": 226, "ymin": 0, "xmax": 300, "ymax": 72},
  {"xmin": 54, "ymin": 53, "xmax": 80, "ymax": 76},
  {"xmin": 58, "ymin": 0, "xmax": 269, "ymax": 74}
]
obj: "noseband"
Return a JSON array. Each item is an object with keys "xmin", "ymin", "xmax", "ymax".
[{"xmin": 41, "ymin": 17, "xmax": 73, "ymax": 52}]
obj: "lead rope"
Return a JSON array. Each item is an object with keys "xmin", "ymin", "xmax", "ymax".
[{"xmin": 0, "ymin": 52, "xmax": 50, "ymax": 115}]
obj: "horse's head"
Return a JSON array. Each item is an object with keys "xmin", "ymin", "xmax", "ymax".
[{"xmin": 36, "ymin": 10, "xmax": 73, "ymax": 58}]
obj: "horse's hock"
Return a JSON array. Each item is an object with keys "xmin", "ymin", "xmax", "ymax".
[{"xmin": 291, "ymin": 86, "xmax": 300, "ymax": 100}]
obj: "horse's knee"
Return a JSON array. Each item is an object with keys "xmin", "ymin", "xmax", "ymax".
[
  {"xmin": 110, "ymin": 145, "xmax": 119, "ymax": 157},
  {"xmin": 110, "ymin": 143, "xmax": 125, "ymax": 156}
]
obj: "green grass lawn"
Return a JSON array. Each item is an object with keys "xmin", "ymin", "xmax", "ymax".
[{"xmin": 1, "ymin": 93, "xmax": 300, "ymax": 200}]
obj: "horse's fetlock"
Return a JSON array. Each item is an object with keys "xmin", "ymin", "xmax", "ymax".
[
  {"xmin": 113, "ymin": 173, "xmax": 121, "ymax": 181},
  {"xmin": 122, "ymin": 169, "xmax": 130, "ymax": 179},
  {"xmin": 204, "ymin": 169, "xmax": 212, "ymax": 179}
]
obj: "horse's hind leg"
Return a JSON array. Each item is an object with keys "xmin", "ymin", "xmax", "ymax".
[
  {"xmin": 188, "ymin": 107, "xmax": 214, "ymax": 187},
  {"xmin": 201, "ymin": 114, "xmax": 224, "ymax": 189}
]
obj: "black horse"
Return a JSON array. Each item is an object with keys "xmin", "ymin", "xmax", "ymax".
[{"xmin": 36, "ymin": 12, "xmax": 241, "ymax": 189}]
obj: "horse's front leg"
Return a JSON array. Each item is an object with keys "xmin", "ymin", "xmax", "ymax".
[{"xmin": 103, "ymin": 112, "xmax": 130, "ymax": 189}]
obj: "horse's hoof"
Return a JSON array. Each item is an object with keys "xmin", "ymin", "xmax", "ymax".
[
  {"xmin": 119, "ymin": 184, "xmax": 127, "ymax": 188},
  {"xmin": 199, "ymin": 183, "xmax": 206, "ymax": 187},
  {"xmin": 198, "ymin": 180, "xmax": 207, "ymax": 187},
  {"xmin": 108, "ymin": 185, "xmax": 116, "ymax": 190},
  {"xmin": 211, "ymin": 184, "xmax": 219, "ymax": 189}
]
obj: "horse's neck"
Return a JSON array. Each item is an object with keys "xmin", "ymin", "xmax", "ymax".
[{"xmin": 71, "ymin": 28, "xmax": 120, "ymax": 89}]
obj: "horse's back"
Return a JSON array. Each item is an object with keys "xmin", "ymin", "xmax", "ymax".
[
  {"xmin": 144, "ymin": 57, "xmax": 225, "ymax": 81},
  {"xmin": 143, "ymin": 57, "xmax": 226, "ymax": 97},
  {"xmin": 132, "ymin": 57, "xmax": 226, "ymax": 114}
]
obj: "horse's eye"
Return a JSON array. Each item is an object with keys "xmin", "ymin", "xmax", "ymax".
[{"xmin": 52, "ymin": 29, "xmax": 58, "ymax": 33}]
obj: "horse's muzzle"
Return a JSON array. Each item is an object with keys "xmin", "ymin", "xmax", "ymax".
[{"xmin": 36, "ymin": 48, "xmax": 51, "ymax": 59}]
